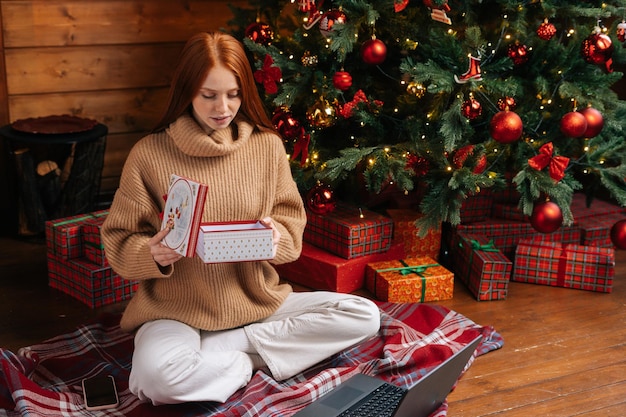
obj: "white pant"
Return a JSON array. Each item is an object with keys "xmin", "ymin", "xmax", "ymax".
[{"xmin": 129, "ymin": 291, "xmax": 381, "ymax": 405}]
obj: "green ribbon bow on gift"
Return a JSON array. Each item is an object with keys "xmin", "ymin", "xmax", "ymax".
[
  {"xmin": 376, "ymin": 261, "xmax": 440, "ymax": 302},
  {"xmin": 459, "ymin": 238, "xmax": 499, "ymax": 285}
]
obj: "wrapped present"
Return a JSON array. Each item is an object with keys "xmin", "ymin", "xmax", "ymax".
[
  {"xmin": 45, "ymin": 210, "xmax": 109, "ymax": 260},
  {"xmin": 275, "ymin": 242, "xmax": 405, "ymax": 293},
  {"xmin": 570, "ymin": 193, "xmax": 626, "ymax": 220},
  {"xmin": 304, "ymin": 204, "xmax": 393, "ymax": 259},
  {"xmin": 451, "ymin": 219, "xmax": 581, "ymax": 259},
  {"xmin": 386, "ymin": 209, "xmax": 441, "ymax": 259},
  {"xmin": 459, "ymin": 190, "xmax": 493, "ymax": 224},
  {"xmin": 577, "ymin": 212, "xmax": 626, "ymax": 247},
  {"xmin": 453, "ymin": 233, "xmax": 512, "ymax": 301},
  {"xmin": 491, "ymin": 202, "xmax": 528, "ymax": 222},
  {"xmin": 82, "ymin": 217, "xmax": 108, "ymax": 267},
  {"xmin": 47, "ymin": 253, "xmax": 138, "ymax": 308},
  {"xmin": 365, "ymin": 256, "xmax": 454, "ymax": 303},
  {"xmin": 512, "ymin": 239, "xmax": 614, "ymax": 293}
]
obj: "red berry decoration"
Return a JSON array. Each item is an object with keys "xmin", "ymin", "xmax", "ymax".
[
  {"xmin": 560, "ymin": 111, "xmax": 588, "ymax": 138},
  {"xmin": 461, "ymin": 97, "xmax": 483, "ymax": 120},
  {"xmin": 333, "ymin": 71, "xmax": 353, "ymax": 91},
  {"xmin": 610, "ymin": 219, "xmax": 626, "ymax": 249},
  {"xmin": 581, "ymin": 30, "xmax": 614, "ymax": 69},
  {"xmin": 537, "ymin": 20, "xmax": 557, "ymax": 41},
  {"xmin": 531, "ymin": 201, "xmax": 563, "ymax": 233},
  {"xmin": 245, "ymin": 22, "xmax": 274, "ymax": 45},
  {"xmin": 490, "ymin": 110, "xmax": 523, "ymax": 144},
  {"xmin": 507, "ymin": 42, "xmax": 530, "ymax": 65},
  {"xmin": 579, "ymin": 107, "xmax": 604, "ymax": 138},
  {"xmin": 361, "ymin": 38, "xmax": 387, "ymax": 65},
  {"xmin": 306, "ymin": 183, "xmax": 337, "ymax": 215}
]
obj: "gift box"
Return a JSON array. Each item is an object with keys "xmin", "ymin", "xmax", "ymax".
[
  {"xmin": 275, "ymin": 242, "xmax": 405, "ymax": 293},
  {"xmin": 304, "ymin": 204, "xmax": 393, "ymax": 259},
  {"xmin": 82, "ymin": 217, "xmax": 108, "ymax": 267},
  {"xmin": 570, "ymin": 193, "xmax": 626, "ymax": 220},
  {"xmin": 196, "ymin": 221, "xmax": 274, "ymax": 263},
  {"xmin": 512, "ymin": 239, "xmax": 614, "ymax": 293},
  {"xmin": 386, "ymin": 209, "xmax": 441, "ymax": 259},
  {"xmin": 45, "ymin": 210, "xmax": 109, "ymax": 260},
  {"xmin": 47, "ymin": 253, "xmax": 138, "ymax": 308},
  {"xmin": 453, "ymin": 233, "xmax": 512, "ymax": 301},
  {"xmin": 459, "ymin": 190, "xmax": 493, "ymax": 224},
  {"xmin": 364, "ymin": 256, "xmax": 454, "ymax": 303},
  {"xmin": 491, "ymin": 202, "xmax": 528, "ymax": 222},
  {"xmin": 577, "ymin": 212, "xmax": 626, "ymax": 247}
]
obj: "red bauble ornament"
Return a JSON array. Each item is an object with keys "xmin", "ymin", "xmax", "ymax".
[
  {"xmin": 453, "ymin": 145, "xmax": 487, "ymax": 174},
  {"xmin": 461, "ymin": 97, "xmax": 482, "ymax": 120},
  {"xmin": 531, "ymin": 201, "xmax": 563, "ymax": 233},
  {"xmin": 245, "ymin": 22, "xmax": 274, "ymax": 45},
  {"xmin": 306, "ymin": 183, "xmax": 337, "ymax": 215},
  {"xmin": 560, "ymin": 111, "xmax": 588, "ymax": 138},
  {"xmin": 579, "ymin": 107, "xmax": 604, "ymax": 138},
  {"xmin": 610, "ymin": 219, "xmax": 626, "ymax": 249},
  {"xmin": 319, "ymin": 9, "xmax": 347, "ymax": 37},
  {"xmin": 497, "ymin": 96, "xmax": 517, "ymax": 111},
  {"xmin": 361, "ymin": 38, "xmax": 387, "ymax": 65},
  {"xmin": 333, "ymin": 71, "xmax": 353, "ymax": 91},
  {"xmin": 581, "ymin": 31, "xmax": 614, "ymax": 66},
  {"xmin": 507, "ymin": 42, "xmax": 530, "ymax": 65},
  {"xmin": 537, "ymin": 20, "xmax": 557, "ymax": 41},
  {"xmin": 272, "ymin": 108, "xmax": 305, "ymax": 144},
  {"xmin": 490, "ymin": 110, "xmax": 523, "ymax": 143}
]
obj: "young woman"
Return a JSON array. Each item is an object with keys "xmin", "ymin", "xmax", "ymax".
[{"xmin": 101, "ymin": 31, "xmax": 381, "ymax": 405}]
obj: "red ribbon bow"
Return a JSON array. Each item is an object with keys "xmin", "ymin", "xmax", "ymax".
[
  {"xmin": 528, "ymin": 142, "xmax": 569, "ymax": 181},
  {"xmin": 254, "ymin": 54, "xmax": 282, "ymax": 95}
]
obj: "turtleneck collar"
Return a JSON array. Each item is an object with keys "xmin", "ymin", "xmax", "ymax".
[{"xmin": 166, "ymin": 114, "xmax": 255, "ymax": 157}]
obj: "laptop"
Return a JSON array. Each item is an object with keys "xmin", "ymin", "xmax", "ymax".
[{"xmin": 293, "ymin": 335, "xmax": 482, "ymax": 417}]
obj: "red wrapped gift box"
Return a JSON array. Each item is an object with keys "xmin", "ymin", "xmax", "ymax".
[
  {"xmin": 364, "ymin": 256, "xmax": 454, "ymax": 303},
  {"xmin": 512, "ymin": 239, "xmax": 614, "ymax": 293},
  {"xmin": 275, "ymin": 242, "xmax": 405, "ymax": 293},
  {"xmin": 459, "ymin": 190, "xmax": 493, "ymax": 224},
  {"xmin": 491, "ymin": 202, "xmax": 528, "ymax": 222},
  {"xmin": 47, "ymin": 252, "xmax": 138, "ymax": 308},
  {"xmin": 570, "ymin": 193, "xmax": 626, "ymax": 220},
  {"xmin": 45, "ymin": 210, "xmax": 109, "ymax": 260},
  {"xmin": 304, "ymin": 204, "xmax": 393, "ymax": 259},
  {"xmin": 454, "ymin": 233, "xmax": 512, "ymax": 301},
  {"xmin": 82, "ymin": 217, "xmax": 108, "ymax": 267},
  {"xmin": 386, "ymin": 209, "xmax": 441, "ymax": 259},
  {"xmin": 577, "ymin": 212, "xmax": 626, "ymax": 247}
]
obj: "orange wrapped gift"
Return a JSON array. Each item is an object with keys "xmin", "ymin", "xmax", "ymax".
[
  {"xmin": 386, "ymin": 209, "xmax": 441, "ymax": 259},
  {"xmin": 365, "ymin": 256, "xmax": 454, "ymax": 303}
]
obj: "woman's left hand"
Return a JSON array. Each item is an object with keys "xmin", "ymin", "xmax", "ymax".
[{"xmin": 260, "ymin": 217, "xmax": 281, "ymax": 245}]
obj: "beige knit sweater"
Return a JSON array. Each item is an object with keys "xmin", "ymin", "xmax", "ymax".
[{"xmin": 102, "ymin": 114, "xmax": 306, "ymax": 333}]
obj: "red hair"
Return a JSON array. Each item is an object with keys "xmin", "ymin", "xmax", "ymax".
[{"xmin": 152, "ymin": 32, "xmax": 275, "ymax": 133}]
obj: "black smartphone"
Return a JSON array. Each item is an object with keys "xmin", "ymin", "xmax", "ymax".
[{"xmin": 82, "ymin": 375, "xmax": 119, "ymax": 411}]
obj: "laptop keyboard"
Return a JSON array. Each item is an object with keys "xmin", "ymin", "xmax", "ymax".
[{"xmin": 337, "ymin": 383, "xmax": 406, "ymax": 417}]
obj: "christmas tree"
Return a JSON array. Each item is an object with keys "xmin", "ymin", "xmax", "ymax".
[{"xmin": 228, "ymin": 0, "xmax": 626, "ymax": 234}]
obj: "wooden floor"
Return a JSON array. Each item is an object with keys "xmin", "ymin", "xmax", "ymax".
[{"xmin": 0, "ymin": 235, "xmax": 624, "ymax": 416}]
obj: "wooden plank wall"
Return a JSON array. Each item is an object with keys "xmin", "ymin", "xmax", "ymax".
[{"xmin": 0, "ymin": 0, "xmax": 249, "ymax": 234}]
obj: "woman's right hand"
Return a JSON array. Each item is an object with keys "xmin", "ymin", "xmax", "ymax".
[{"xmin": 148, "ymin": 227, "xmax": 183, "ymax": 267}]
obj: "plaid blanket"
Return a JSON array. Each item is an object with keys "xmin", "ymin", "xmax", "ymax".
[{"xmin": 0, "ymin": 302, "xmax": 502, "ymax": 416}]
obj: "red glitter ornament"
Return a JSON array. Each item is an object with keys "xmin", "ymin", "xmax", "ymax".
[
  {"xmin": 581, "ymin": 30, "xmax": 614, "ymax": 72},
  {"xmin": 560, "ymin": 111, "xmax": 588, "ymax": 138},
  {"xmin": 530, "ymin": 201, "xmax": 563, "ymax": 234},
  {"xmin": 361, "ymin": 38, "xmax": 387, "ymax": 65},
  {"xmin": 245, "ymin": 22, "xmax": 274, "ymax": 45},
  {"xmin": 306, "ymin": 183, "xmax": 337, "ymax": 215},
  {"xmin": 490, "ymin": 110, "xmax": 523, "ymax": 144},
  {"xmin": 461, "ymin": 97, "xmax": 483, "ymax": 120},
  {"xmin": 333, "ymin": 71, "xmax": 353, "ymax": 91},
  {"xmin": 537, "ymin": 20, "xmax": 557, "ymax": 41},
  {"xmin": 507, "ymin": 42, "xmax": 530, "ymax": 66},
  {"xmin": 497, "ymin": 96, "xmax": 517, "ymax": 111}
]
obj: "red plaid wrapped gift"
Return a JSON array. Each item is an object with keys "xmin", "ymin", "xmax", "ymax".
[
  {"xmin": 491, "ymin": 202, "xmax": 528, "ymax": 222},
  {"xmin": 570, "ymin": 193, "xmax": 626, "ymax": 219},
  {"xmin": 454, "ymin": 233, "xmax": 512, "ymax": 301},
  {"xmin": 577, "ymin": 212, "xmax": 626, "ymax": 247},
  {"xmin": 386, "ymin": 209, "xmax": 441, "ymax": 259},
  {"xmin": 275, "ymin": 242, "xmax": 405, "ymax": 293},
  {"xmin": 304, "ymin": 204, "xmax": 393, "ymax": 259},
  {"xmin": 45, "ymin": 210, "xmax": 109, "ymax": 260},
  {"xmin": 364, "ymin": 256, "xmax": 454, "ymax": 303},
  {"xmin": 452, "ymin": 219, "xmax": 581, "ymax": 259},
  {"xmin": 512, "ymin": 239, "xmax": 614, "ymax": 293},
  {"xmin": 459, "ymin": 190, "xmax": 493, "ymax": 224},
  {"xmin": 82, "ymin": 217, "xmax": 108, "ymax": 267},
  {"xmin": 47, "ymin": 252, "xmax": 138, "ymax": 308}
]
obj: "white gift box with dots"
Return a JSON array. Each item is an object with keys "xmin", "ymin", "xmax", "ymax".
[{"xmin": 196, "ymin": 221, "xmax": 274, "ymax": 263}]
